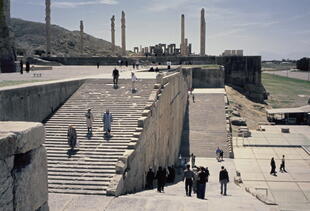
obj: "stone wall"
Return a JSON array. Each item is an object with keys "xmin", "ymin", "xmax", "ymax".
[
  {"xmin": 192, "ymin": 66, "xmax": 224, "ymax": 88},
  {"xmin": 0, "ymin": 122, "xmax": 49, "ymax": 211},
  {"xmin": 0, "ymin": 79, "xmax": 85, "ymax": 122},
  {"xmin": 0, "ymin": 0, "xmax": 16, "ymax": 73},
  {"xmin": 107, "ymin": 68, "xmax": 191, "ymax": 195}
]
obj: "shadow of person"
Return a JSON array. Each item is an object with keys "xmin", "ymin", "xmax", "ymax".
[
  {"xmin": 104, "ymin": 134, "xmax": 113, "ymax": 140},
  {"xmin": 86, "ymin": 131, "xmax": 93, "ymax": 139},
  {"xmin": 67, "ymin": 148, "xmax": 79, "ymax": 158}
]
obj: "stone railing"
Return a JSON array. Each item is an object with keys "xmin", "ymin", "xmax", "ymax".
[
  {"xmin": 0, "ymin": 79, "xmax": 85, "ymax": 122},
  {"xmin": 0, "ymin": 122, "xmax": 49, "ymax": 210},
  {"xmin": 107, "ymin": 68, "xmax": 191, "ymax": 195}
]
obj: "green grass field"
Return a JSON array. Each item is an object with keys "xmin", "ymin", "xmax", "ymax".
[
  {"xmin": 0, "ymin": 80, "xmax": 47, "ymax": 88},
  {"xmin": 262, "ymin": 73, "xmax": 310, "ymax": 108}
]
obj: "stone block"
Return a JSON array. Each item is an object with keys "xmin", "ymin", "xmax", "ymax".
[
  {"xmin": 0, "ymin": 156, "xmax": 14, "ymax": 211},
  {"xmin": 137, "ymin": 117, "xmax": 147, "ymax": 128},
  {"xmin": 0, "ymin": 122, "xmax": 45, "ymax": 159},
  {"xmin": 13, "ymin": 146, "xmax": 48, "ymax": 211},
  {"xmin": 106, "ymin": 174, "xmax": 124, "ymax": 196},
  {"xmin": 115, "ymin": 160, "xmax": 127, "ymax": 174},
  {"xmin": 127, "ymin": 142, "xmax": 137, "ymax": 149}
]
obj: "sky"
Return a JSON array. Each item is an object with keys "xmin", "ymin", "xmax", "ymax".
[{"xmin": 11, "ymin": 0, "xmax": 310, "ymax": 60}]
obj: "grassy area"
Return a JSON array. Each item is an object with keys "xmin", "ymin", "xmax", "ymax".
[
  {"xmin": 262, "ymin": 73, "xmax": 310, "ymax": 108},
  {"xmin": 262, "ymin": 62, "xmax": 296, "ymax": 71},
  {"xmin": 0, "ymin": 80, "xmax": 47, "ymax": 88}
]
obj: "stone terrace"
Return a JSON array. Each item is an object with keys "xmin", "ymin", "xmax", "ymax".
[{"xmin": 44, "ymin": 79, "xmax": 155, "ymax": 195}]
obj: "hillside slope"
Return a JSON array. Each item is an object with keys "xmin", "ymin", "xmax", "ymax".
[{"xmin": 11, "ymin": 18, "xmax": 122, "ymax": 56}]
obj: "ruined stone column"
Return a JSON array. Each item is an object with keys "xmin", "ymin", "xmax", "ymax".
[
  {"xmin": 180, "ymin": 14, "xmax": 185, "ymax": 56},
  {"xmin": 0, "ymin": 0, "xmax": 16, "ymax": 73},
  {"xmin": 45, "ymin": 0, "xmax": 51, "ymax": 56},
  {"xmin": 80, "ymin": 20, "xmax": 84, "ymax": 56},
  {"xmin": 184, "ymin": 38, "xmax": 188, "ymax": 56},
  {"xmin": 111, "ymin": 15, "xmax": 115, "ymax": 55},
  {"xmin": 200, "ymin": 8, "xmax": 206, "ymax": 56},
  {"xmin": 121, "ymin": 11, "xmax": 126, "ymax": 56}
]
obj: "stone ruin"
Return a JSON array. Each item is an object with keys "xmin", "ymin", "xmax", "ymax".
[{"xmin": 0, "ymin": 0, "xmax": 16, "ymax": 73}]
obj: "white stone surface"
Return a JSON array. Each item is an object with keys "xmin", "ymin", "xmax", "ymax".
[{"xmin": 0, "ymin": 121, "xmax": 45, "ymax": 156}]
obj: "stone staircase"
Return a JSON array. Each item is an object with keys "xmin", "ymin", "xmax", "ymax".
[{"xmin": 44, "ymin": 79, "xmax": 155, "ymax": 195}]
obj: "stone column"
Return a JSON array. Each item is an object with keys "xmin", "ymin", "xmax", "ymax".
[
  {"xmin": 111, "ymin": 15, "xmax": 115, "ymax": 55},
  {"xmin": 80, "ymin": 20, "xmax": 84, "ymax": 56},
  {"xmin": 0, "ymin": 0, "xmax": 16, "ymax": 73},
  {"xmin": 180, "ymin": 14, "xmax": 185, "ymax": 56},
  {"xmin": 121, "ymin": 11, "xmax": 126, "ymax": 56},
  {"xmin": 45, "ymin": 0, "xmax": 51, "ymax": 56},
  {"xmin": 200, "ymin": 8, "xmax": 206, "ymax": 56}
]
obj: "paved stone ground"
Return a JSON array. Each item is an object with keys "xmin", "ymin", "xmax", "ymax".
[
  {"xmin": 180, "ymin": 89, "xmax": 227, "ymax": 158},
  {"xmin": 49, "ymin": 158, "xmax": 273, "ymax": 211},
  {"xmin": 0, "ymin": 65, "xmax": 169, "ymax": 83},
  {"xmin": 233, "ymin": 125, "xmax": 310, "ymax": 210},
  {"xmin": 265, "ymin": 70, "xmax": 310, "ymax": 81}
]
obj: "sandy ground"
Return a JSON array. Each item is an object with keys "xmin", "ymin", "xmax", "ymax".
[{"xmin": 225, "ymin": 86, "xmax": 269, "ymax": 130}]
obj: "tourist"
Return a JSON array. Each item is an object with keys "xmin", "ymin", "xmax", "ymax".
[
  {"xmin": 136, "ymin": 60, "xmax": 140, "ymax": 69},
  {"xmin": 183, "ymin": 164, "xmax": 195, "ymax": 196},
  {"xmin": 219, "ymin": 166, "xmax": 229, "ymax": 196},
  {"xmin": 67, "ymin": 125, "xmax": 77, "ymax": 150},
  {"xmin": 26, "ymin": 61, "xmax": 30, "ymax": 73},
  {"xmin": 155, "ymin": 166, "xmax": 166, "ymax": 192},
  {"xmin": 133, "ymin": 63, "xmax": 136, "ymax": 69},
  {"xmin": 167, "ymin": 166, "xmax": 176, "ymax": 183},
  {"xmin": 85, "ymin": 108, "xmax": 94, "ymax": 133},
  {"xmin": 103, "ymin": 109, "xmax": 113, "ymax": 136},
  {"xmin": 20, "ymin": 60, "xmax": 23, "ymax": 74},
  {"xmin": 270, "ymin": 157, "xmax": 277, "ymax": 176},
  {"xmin": 155, "ymin": 67, "xmax": 159, "ymax": 72},
  {"xmin": 192, "ymin": 166, "xmax": 199, "ymax": 194},
  {"xmin": 197, "ymin": 167, "xmax": 208, "ymax": 199},
  {"xmin": 131, "ymin": 72, "xmax": 138, "ymax": 92},
  {"xmin": 219, "ymin": 149, "xmax": 224, "ymax": 161},
  {"xmin": 146, "ymin": 168, "xmax": 155, "ymax": 189},
  {"xmin": 280, "ymin": 155, "xmax": 287, "ymax": 173},
  {"xmin": 97, "ymin": 62, "xmax": 100, "ymax": 69},
  {"xmin": 113, "ymin": 68, "xmax": 119, "ymax": 86},
  {"xmin": 216, "ymin": 147, "xmax": 221, "ymax": 161},
  {"xmin": 125, "ymin": 60, "xmax": 128, "ymax": 67},
  {"xmin": 191, "ymin": 153, "xmax": 196, "ymax": 168},
  {"xmin": 192, "ymin": 94, "xmax": 195, "ymax": 103}
]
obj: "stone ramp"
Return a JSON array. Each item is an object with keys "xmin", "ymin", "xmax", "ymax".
[
  {"xmin": 180, "ymin": 91, "xmax": 228, "ymax": 158},
  {"xmin": 44, "ymin": 79, "xmax": 155, "ymax": 195}
]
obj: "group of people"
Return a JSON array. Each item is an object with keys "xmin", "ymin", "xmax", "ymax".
[
  {"xmin": 19, "ymin": 60, "xmax": 31, "ymax": 74},
  {"xmin": 67, "ymin": 108, "xmax": 113, "ymax": 150},
  {"xmin": 145, "ymin": 166, "xmax": 176, "ymax": 192},
  {"xmin": 145, "ymin": 163, "xmax": 230, "ymax": 199},
  {"xmin": 112, "ymin": 68, "xmax": 138, "ymax": 92},
  {"xmin": 270, "ymin": 155, "xmax": 287, "ymax": 176}
]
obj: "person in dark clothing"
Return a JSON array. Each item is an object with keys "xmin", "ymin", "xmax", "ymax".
[
  {"xmin": 183, "ymin": 164, "xmax": 195, "ymax": 196},
  {"xmin": 270, "ymin": 157, "xmax": 277, "ymax": 176},
  {"xmin": 168, "ymin": 166, "xmax": 176, "ymax": 183},
  {"xmin": 112, "ymin": 68, "xmax": 119, "ymax": 86},
  {"xmin": 146, "ymin": 168, "xmax": 155, "ymax": 189},
  {"xmin": 20, "ymin": 60, "xmax": 23, "ymax": 74},
  {"xmin": 197, "ymin": 167, "xmax": 208, "ymax": 199},
  {"xmin": 97, "ymin": 62, "xmax": 100, "ymax": 69},
  {"xmin": 155, "ymin": 166, "xmax": 166, "ymax": 192},
  {"xmin": 125, "ymin": 60, "xmax": 128, "ymax": 67},
  {"xmin": 280, "ymin": 155, "xmax": 287, "ymax": 173},
  {"xmin": 155, "ymin": 67, "xmax": 159, "ymax": 72},
  {"xmin": 25, "ymin": 61, "xmax": 30, "ymax": 73},
  {"xmin": 219, "ymin": 166, "xmax": 229, "ymax": 195}
]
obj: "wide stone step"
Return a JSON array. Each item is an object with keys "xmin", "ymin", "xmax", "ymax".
[
  {"xmin": 48, "ymin": 160, "xmax": 117, "ymax": 166},
  {"xmin": 48, "ymin": 171, "xmax": 115, "ymax": 178},
  {"xmin": 48, "ymin": 179, "xmax": 110, "ymax": 187},
  {"xmin": 48, "ymin": 164, "xmax": 115, "ymax": 170},
  {"xmin": 48, "ymin": 176, "xmax": 110, "ymax": 182},
  {"xmin": 48, "ymin": 188, "xmax": 106, "ymax": 195},
  {"xmin": 48, "ymin": 184, "xmax": 107, "ymax": 192},
  {"xmin": 47, "ymin": 154, "xmax": 123, "ymax": 159},
  {"xmin": 48, "ymin": 167, "xmax": 115, "ymax": 174}
]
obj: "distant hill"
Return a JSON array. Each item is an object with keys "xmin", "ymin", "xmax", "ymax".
[{"xmin": 11, "ymin": 18, "xmax": 122, "ymax": 57}]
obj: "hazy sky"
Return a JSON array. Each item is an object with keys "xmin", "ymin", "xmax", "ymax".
[{"xmin": 11, "ymin": 0, "xmax": 310, "ymax": 60}]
